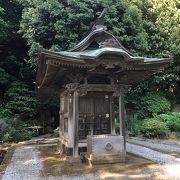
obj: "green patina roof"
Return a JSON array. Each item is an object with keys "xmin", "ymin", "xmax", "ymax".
[
  {"xmin": 48, "ymin": 47, "xmax": 172, "ymax": 63},
  {"xmin": 36, "ymin": 23, "xmax": 173, "ymax": 89},
  {"xmin": 58, "ymin": 47, "xmax": 138, "ymax": 59}
]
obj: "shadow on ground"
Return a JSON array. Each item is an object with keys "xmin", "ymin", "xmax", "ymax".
[{"xmin": 38, "ymin": 144, "xmax": 163, "ymax": 180}]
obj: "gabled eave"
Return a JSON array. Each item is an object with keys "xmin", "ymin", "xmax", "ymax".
[{"xmin": 36, "ymin": 47, "xmax": 173, "ymax": 89}]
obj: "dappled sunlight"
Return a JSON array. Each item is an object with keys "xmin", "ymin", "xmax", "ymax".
[
  {"xmin": 23, "ymin": 146, "xmax": 33, "ymax": 149},
  {"xmin": 100, "ymin": 172, "xmax": 125, "ymax": 179},
  {"xmin": 99, "ymin": 172, "xmax": 150, "ymax": 179},
  {"xmin": 24, "ymin": 159, "xmax": 36, "ymax": 165},
  {"xmin": 40, "ymin": 156, "xmax": 66, "ymax": 162},
  {"xmin": 2, "ymin": 142, "xmax": 179, "ymax": 180},
  {"xmin": 164, "ymin": 163, "xmax": 180, "ymax": 178},
  {"xmin": 37, "ymin": 143, "xmax": 180, "ymax": 179},
  {"xmin": 38, "ymin": 146, "xmax": 157, "ymax": 179}
]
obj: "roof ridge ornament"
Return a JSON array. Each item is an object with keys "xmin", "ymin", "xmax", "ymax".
[{"xmin": 92, "ymin": 8, "xmax": 108, "ymax": 31}]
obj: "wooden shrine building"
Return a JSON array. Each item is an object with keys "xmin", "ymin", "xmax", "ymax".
[{"xmin": 36, "ymin": 12, "xmax": 172, "ymax": 159}]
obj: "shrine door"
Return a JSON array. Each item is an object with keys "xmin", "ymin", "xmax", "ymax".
[{"xmin": 78, "ymin": 92, "xmax": 111, "ymax": 140}]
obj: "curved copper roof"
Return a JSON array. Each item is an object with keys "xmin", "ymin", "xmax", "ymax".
[{"xmin": 36, "ymin": 25, "xmax": 173, "ymax": 89}]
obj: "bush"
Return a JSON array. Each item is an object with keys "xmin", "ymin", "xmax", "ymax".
[
  {"xmin": 125, "ymin": 116, "xmax": 142, "ymax": 136},
  {"xmin": 136, "ymin": 92, "xmax": 171, "ymax": 118},
  {"xmin": 2, "ymin": 126, "xmax": 33, "ymax": 142},
  {"xmin": 0, "ymin": 117, "xmax": 33, "ymax": 142},
  {"xmin": 176, "ymin": 132, "xmax": 180, "ymax": 138},
  {"xmin": 156, "ymin": 112, "xmax": 180, "ymax": 132},
  {"xmin": 141, "ymin": 118, "xmax": 169, "ymax": 138}
]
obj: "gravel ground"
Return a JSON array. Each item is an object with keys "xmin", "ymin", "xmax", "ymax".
[
  {"xmin": 48, "ymin": 175, "xmax": 101, "ymax": 180},
  {"xmin": 126, "ymin": 142, "xmax": 180, "ymax": 180},
  {"xmin": 1, "ymin": 145, "xmax": 100, "ymax": 180},
  {"xmin": 1, "ymin": 139, "xmax": 180, "ymax": 180},
  {"xmin": 126, "ymin": 143, "xmax": 180, "ymax": 164},
  {"xmin": 127, "ymin": 138, "xmax": 180, "ymax": 154},
  {"xmin": 2, "ymin": 145, "xmax": 42, "ymax": 180}
]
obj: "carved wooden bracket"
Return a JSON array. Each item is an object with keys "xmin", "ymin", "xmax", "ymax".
[
  {"xmin": 65, "ymin": 83, "xmax": 80, "ymax": 92},
  {"xmin": 66, "ymin": 73, "xmax": 83, "ymax": 83},
  {"xmin": 65, "ymin": 83, "xmax": 87, "ymax": 96},
  {"xmin": 78, "ymin": 87, "xmax": 88, "ymax": 96},
  {"xmin": 65, "ymin": 83, "xmax": 131, "ymax": 97}
]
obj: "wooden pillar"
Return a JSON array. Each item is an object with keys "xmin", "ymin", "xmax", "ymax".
[
  {"xmin": 110, "ymin": 94, "xmax": 115, "ymax": 134},
  {"xmin": 72, "ymin": 91, "xmax": 79, "ymax": 157},
  {"xmin": 119, "ymin": 93, "xmax": 126, "ymax": 150}
]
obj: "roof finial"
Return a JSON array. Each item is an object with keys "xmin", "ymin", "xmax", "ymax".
[
  {"xmin": 92, "ymin": 8, "xmax": 108, "ymax": 31},
  {"xmin": 99, "ymin": 8, "xmax": 108, "ymax": 19}
]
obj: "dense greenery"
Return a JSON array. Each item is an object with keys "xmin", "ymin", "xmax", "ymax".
[
  {"xmin": 156, "ymin": 112, "xmax": 180, "ymax": 132},
  {"xmin": 0, "ymin": 0, "xmax": 179, "ymax": 141},
  {"xmin": 0, "ymin": 117, "xmax": 33, "ymax": 142},
  {"xmin": 139, "ymin": 112, "xmax": 180, "ymax": 138},
  {"xmin": 126, "ymin": 92, "xmax": 172, "ymax": 118},
  {"xmin": 140, "ymin": 118, "xmax": 169, "ymax": 138}
]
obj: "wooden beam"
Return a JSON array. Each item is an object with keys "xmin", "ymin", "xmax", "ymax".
[
  {"xmin": 72, "ymin": 91, "xmax": 79, "ymax": 157},
  {"xmin": 82, "ymin": 84, "xmax": 117, "ymax": 92},
  {"xmin": 119, "ymin": 93, "xmax": 126, "ymax": 150}
]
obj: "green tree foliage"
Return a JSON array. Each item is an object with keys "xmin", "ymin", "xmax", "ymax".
[
  {"xmin": 139, "ymin": 92, "xmax": 171, "ymax": 117},
  {"xmin": 0, "ymin": 0, "xmax": 179, "ymax": 141},
  {"xmin": 126, "ymin": 91, "xmax": 172, "ymax": 117},
  {"xmin": 0, "ymin": 6, "xmax": 7, "ymax": 42},
  {"xmin": 131, "ymin": 0, "xmax": 180, "ymax": 57},
  {"xmin": 19, "ymin": 0, "xmax": 149, "ymax": 68},
  {"xmin": 149, "ymin": 0, "xmax": 180, "ymax": 57},
  {"xmin": 19, "ymin": 0, "xmax": 179, "ymax": 99},
  {"xmin": 0, "ymin": 0, "xmax": 35, "ymax": 121},
  {"xmin": 146, "ymin": 0, "xmax": 180, "ymax": 103},
  {"xmin": 0, "ymin": 0, "xmax": 23, "ymax": 32},
  {"xmin": 127, "ymin": 0, "xmax": 180, "ymax": 105},
  {"xmin": 0, "ymin": 68, "xmax": 14, "ymax": 92},
  {"xmin": 153, "ymin": 61, "xmax": 180, "ymax": 100},
  {"xmin": 1, "ymin": 82, "xmax": 37, "ymax": 118}
]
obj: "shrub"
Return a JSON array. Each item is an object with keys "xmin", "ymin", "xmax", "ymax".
[
  {"xmin": 2, "ymin": 128, "xmax": 31, "ymax": 142},
  {"xmin": 125, "ymin": 116, "xmax": 142, "ymax": 136},
  {"xmin": 176, "ymin": 132, "xmax": 180, "ymax": 138},
  {"xmin": 141, "ymin": 118, "xmax": 169, "ymax": 138},
  {"xmin": 0, "ymin": 117, "xmax": 33, "ymax": 142},
  {"xmin": 140, "ymin": 93, "xmax": 171, "ymax": 117},
  {"xmin": 157, "ymin": 114, "xmax": 174, "ymax": 122},
  {"xmin": 2, "ymin": 125, "xmax": 33, "ymax": 142},
  {"xmin": 156, "ymin": 112, "xmax": 180, "ymax": 132}
]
